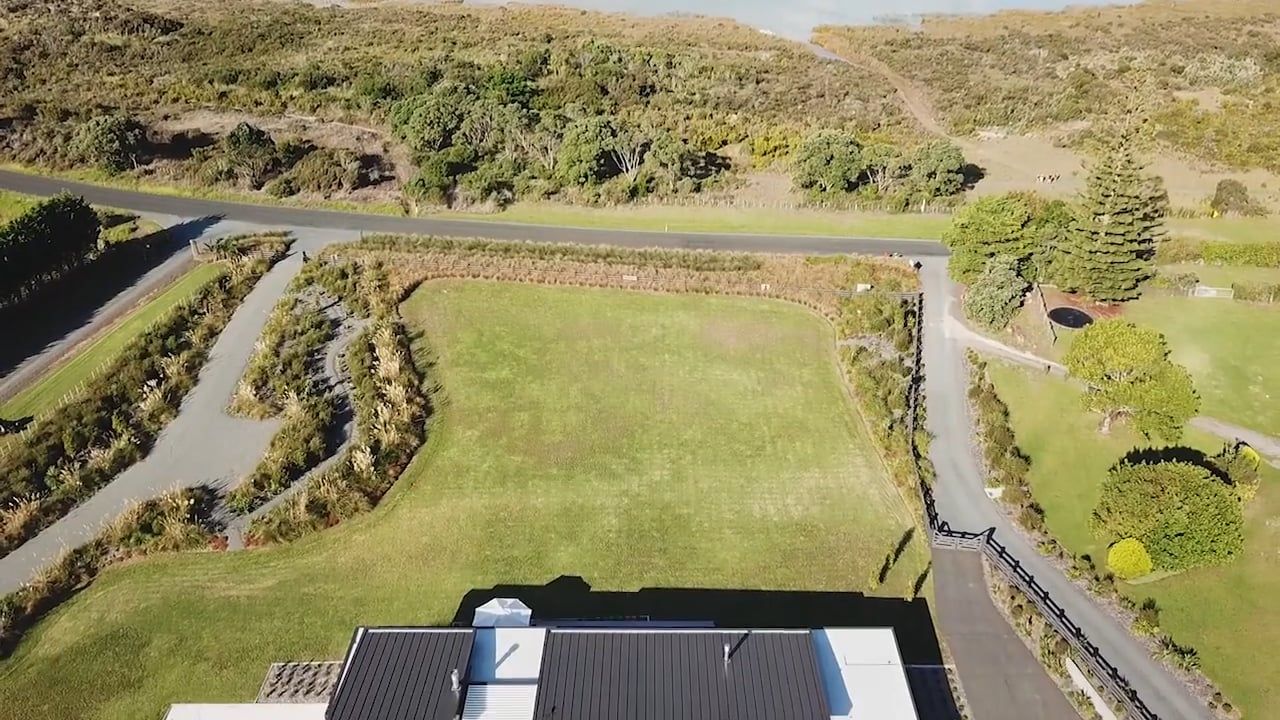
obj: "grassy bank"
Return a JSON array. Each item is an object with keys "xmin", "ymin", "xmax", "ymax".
[
  {"xmin": 0, "ymin": 281, "xmax": 925, "ymax": 719},
  {"xmin": 986, "ymin": 362, "xmax": 1280, "ymax": 716}
]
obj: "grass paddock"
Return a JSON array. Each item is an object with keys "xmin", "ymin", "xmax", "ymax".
[{"xmin": 0, "ymin": 281, "xmax": 924, "ymax": 719}]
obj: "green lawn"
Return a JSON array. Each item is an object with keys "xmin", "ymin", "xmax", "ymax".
[
  {"xmin": 0, "ymin": 264, "xmax": 226, "ymax": 420},
  {"xmin": 0, "ymin": 281, "xmax": 924, "ymax": 720},
  {"xmin": 987, "ymin": 361, "xmax": 1280, "ymax": 716},
  {"xmin": 1123, "ymin": 295, "xmax": 1280, "ymax": 435}
]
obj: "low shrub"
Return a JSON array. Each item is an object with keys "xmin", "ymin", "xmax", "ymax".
[
  {"xmin": 1106, "ymin": 537, "xmax": 1154, "ymax": 580},
  {"xmin": 1209, "ymin": 442, "xmax": 1263, "ymax": 503},
  {"xmin": 1092, "ymin": 461, "xmax": 1244, "ymax": 571},
  {"xmin": 289, "ymin": 148, "xmax": 364, "ymax": 196},
  {"xmin": 1149, "ymin": 271, "xmax": 1199, "ymax": 293},
  {"xmin": 1230, "ymin": 281, "xmax": 1280, "ymax": 304}
]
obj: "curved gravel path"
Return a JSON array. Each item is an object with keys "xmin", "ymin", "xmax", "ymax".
[
  {"xmin": 222, "ymin": 297, "xmax": 370, "ymax": 550},
  {"xmin": 0, "ymin": 228, "xmax": 358, "ymax": 594}
]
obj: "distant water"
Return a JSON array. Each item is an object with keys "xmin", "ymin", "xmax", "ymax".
[{"xmin": 475, "ymin": 0, "xmax": 1136, "ymax": 40}]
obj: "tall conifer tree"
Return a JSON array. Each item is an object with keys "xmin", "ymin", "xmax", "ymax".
[{"xmin": 1059, "ymin": 141, "xmax": 1167, "ymax": 302}]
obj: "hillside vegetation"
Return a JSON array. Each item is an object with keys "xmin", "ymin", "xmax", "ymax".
[
  {"xmin": 817, "ymin": 0, "xmax": 1280, "ymax": 173},
  {"xmin": 0, "ymin": 0, "xmax": 943, "ymax": 208}
]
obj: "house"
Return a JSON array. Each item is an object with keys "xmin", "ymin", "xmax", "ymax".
[{"xmin": 164, "ymin": 607, "xmax": 920, "ymax": 720}]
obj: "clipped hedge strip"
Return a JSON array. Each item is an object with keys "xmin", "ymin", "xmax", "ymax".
[
  {"xmin": 1156, "ymin": 237, "xmax": 1280, "ymax": 267},
  {"xmin": 1231, "ymin": 282, "xmax": 1280, "ymax": 304},
  {"xmin": 358, "ymin": 234, "xmax": 765, "ymax": 272}
]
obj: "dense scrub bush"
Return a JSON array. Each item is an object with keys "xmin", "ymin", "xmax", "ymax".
[
  {"xmin": 1106, "ymin": 537, "xmax": 1154, "ymax": 580},
  {"xmin": 70, "ymin": 115, "xmax": 146, "ymax": 174},
  {"xmin": 1092, "ymin": 461, "xmax": 1244, "ymax": 571},
  {"xmin": 0, "ymin": 0, "xmax": 922, "ymax": 205},
  {"xmin": 1209, "ymin": 179, "xmax": 1266, "ymax": 217},
  {"xmin": 289, "ymin": 147, "xmax": 365, "ymax": 195},
  {"xmin": 0, "ymin": 194, "xmax": 101, "ymax": 308},
  {"xmin": 231, "ymin": 297, "xmax": 333, "ymax": 417},
  {"xmin": 0, "ymin": 238, "xmax": 287, "ymax": 556}
]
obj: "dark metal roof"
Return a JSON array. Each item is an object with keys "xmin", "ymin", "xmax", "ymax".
[
  {"xmin": 531, "ymin": 629, "xmax": 831, "ymax": 720},
  {"xmin": 327, "ymin": 628, "xmax": 474, "ymax": 720}
]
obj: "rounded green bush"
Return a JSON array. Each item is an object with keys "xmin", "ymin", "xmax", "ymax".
[{"xmin": 1107, "ymin": 538, "xmax": 1154, "ymax": 580}]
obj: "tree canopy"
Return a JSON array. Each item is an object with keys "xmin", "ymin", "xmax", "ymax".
[
  {"xmin": 962, "ymin": 255, "xmax": 1029, "ymax": 330},
  {"xmin": 943, "ymin": 194, "xmax": 1036, "ymax": 282},
  {"xmin": 0, "ymin": 194, "xmax": 101, "ymax": 307},
  {"xmin": 793, "ymin": 131, "xmax": 865, "ymax": 195},
  {"xmin": 1056, "ymin": 142, "xmax": 1167, "ymax": 302},
  {"xmin": 1064, "ymin": 320, "xmax": 1199, "ymax": 441},
  {"xmin": 1092, "ymin": 461, "xmax": 1243, "ymax": 571}
]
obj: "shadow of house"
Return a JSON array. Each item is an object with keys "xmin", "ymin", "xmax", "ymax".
[
  {"xmin": 0, "ymin": 215, "xmax": 222, "ymax": 378},
  {"xmin": 450, "ymin": 575, "xmax": 961, "ymax": 720}
]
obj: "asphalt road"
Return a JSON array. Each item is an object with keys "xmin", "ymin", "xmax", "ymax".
[
  {"xmin": 0, "ymin": 173, "xmax": 1206, "ymax": 718},
  {"xmin": 0, "ymin": 169, "xmax": 947, "ymax": 256}
]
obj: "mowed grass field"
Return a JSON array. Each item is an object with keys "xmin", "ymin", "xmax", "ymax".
[
  {"xmin": 0, "ymin": 263, "xmax": 226, "ymax": 420},
  {"xmin": 986, "ymin": 362, "xmax": 1280, "ymax": 716},
  {"xmin": 0, "ymin": 281, "xmax": 925, "ymax": 719},
  {"xmin": 1123, "ymin": 295, "xmax": 1280, "ymax": 435}
]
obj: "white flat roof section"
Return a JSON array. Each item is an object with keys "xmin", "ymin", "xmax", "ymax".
[
  {"xmin": 813, "ymin": 628, "xmax": 919, "ymax": 720},
  {"xmin": 461, "ymin": 684, "xmax": 539, "ymax": 720},
  {"xmin": 468, "ymin": 627, "xmax": 547, "ymax": 682},
  {"xmin": 164, "ymin": 704, "xmax": 328, "ymax": 720}
]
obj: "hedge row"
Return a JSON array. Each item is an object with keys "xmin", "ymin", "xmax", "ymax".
[
  {"xmin": 0, "ymin": 194, "xmax": 100, "ymax": 308},
  {"xmin": 0, "ymin": 487, "xmax": 215, "ymax": 656},
  {"xmin": 1156, "ymin": 237, "xmax": 1280, "ymax": 267},
  {"xmin": 0, "ymin": 246, "xmax": 286, "ymax": 557},
  {"xmin": 357, "ymin": 234, "xmax": 765, "ymax": 272},
  {"xmin": 1231, "ymin": 281, "xmax": 1280, "ymax": 304},
  {"xmin": 839, "ymin": 293, "xmax": 929, "ymax": 502},
  {"xmin": 966, "ymin": 353, "xmax": 1043, "ymax": 532}
]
